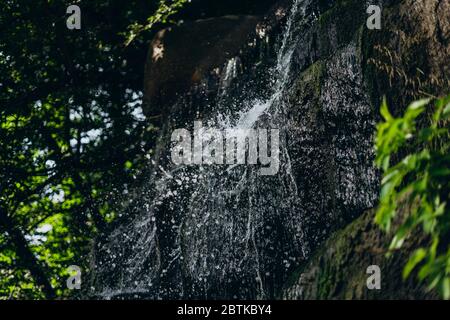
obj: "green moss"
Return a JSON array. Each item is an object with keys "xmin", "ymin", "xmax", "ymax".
[
  {"xmin": 287, "ymin": 60, "xmax": 326, "ymax": 138},
  {"xmin": 290, "ymin": 60, "xmax": 325, "ymax": 102},
  {"xmin": 314, "ymin": 216, "xmax": 364, "ymax": 299}
]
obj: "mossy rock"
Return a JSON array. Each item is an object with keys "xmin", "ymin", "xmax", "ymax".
[{"xmin": 282, "ymin": 209, "xmax": 437, "ymax": 300}]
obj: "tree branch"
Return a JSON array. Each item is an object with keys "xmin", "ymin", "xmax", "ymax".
[{"xmin": 0, "ymin": 206, "xmax": 56, "ymax": 299}]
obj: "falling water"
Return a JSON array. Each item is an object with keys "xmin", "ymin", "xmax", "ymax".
[{"xmin": 92, "ymin": 0, "xmax": 378, "ymax": 299}]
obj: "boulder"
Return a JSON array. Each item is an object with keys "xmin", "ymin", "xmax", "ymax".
[{"xmin": 143, "ymin": 15, "xmax": 260, "ymax": 116}]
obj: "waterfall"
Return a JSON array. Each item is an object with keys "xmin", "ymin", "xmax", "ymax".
[{"xmin": 92, "ymin": 0, "xmax": 379, "ymax": 300}]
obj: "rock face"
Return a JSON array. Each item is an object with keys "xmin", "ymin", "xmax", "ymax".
[
  {"xmin": 143, "ymin": 15, "xmax": 260, "ymax": 115},
  {"xmin": 364, "ymin": 0, "xmax": 450, "ymax": 113},
  {"xmin": 282, "ymin": 209, "xmax": 437, "ymax": 300},
  {"xmin": 282, "ymin": 0, "xmax": 449, "ymax": 300},
  {"xmin": 89, "ymin": 0, "xmax": 449, "ymax": 299}
]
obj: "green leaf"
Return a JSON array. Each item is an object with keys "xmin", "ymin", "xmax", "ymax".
[
  {"xmin": 380, "ymin": 97, "xmax": 393, "ymax": 122},
  {"xmin": 443, "ymin": 102, "xmax": 450, "ymax": 119},
  {"xmin": 380, "ymin": 181, "xmax": 396, "ymax": 200},
  {"xmin": 381, "ymin": 169, "xmax": 400, "ymax": 184},
  {"xmin": 389, "ymin": 234, "xmax": 405, "ymax": 250},
  {"xmin": 442, "ymin": 277, "xmax": 450, "ymax": 300},
  {"xmin": 403, "ymin": 249, "xmax": 427, "ymax": 279},
  {"xmin": 408, "ymin": 98, "xmax": 431, "ymax": 111},
  {"xmin": 427, "ymin": 273, "xmax": 442, "ymax": 290}
]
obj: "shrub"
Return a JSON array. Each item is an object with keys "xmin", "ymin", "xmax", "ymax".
[{"xmin": 375, "ymin": 95, "xmax": 450, "ymax": 299}]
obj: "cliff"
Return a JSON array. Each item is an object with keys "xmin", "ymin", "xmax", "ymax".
[{"xmin": 88, "ymin": 0, "xmax": 449, "ymax": 299}]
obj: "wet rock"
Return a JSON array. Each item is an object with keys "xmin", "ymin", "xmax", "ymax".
[
  {"xmin": 282, "ymin": 209, "xmax": 436, "ymax": 300},
  {"xmin": 89, "ymin": 0, "xmax": 449, "ymax": 300}
]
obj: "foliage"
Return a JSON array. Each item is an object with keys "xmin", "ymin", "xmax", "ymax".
[
  {"xmin": 375, "ymin": 95, "xmax": 450, "ymax": 299},
  {"xmin": 0, "ymin": 0, "xmax": 187, "ymax": 299},
  {"xmin": 124, "ymin": 0, "xmax": 189, "ymax": 46}
]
